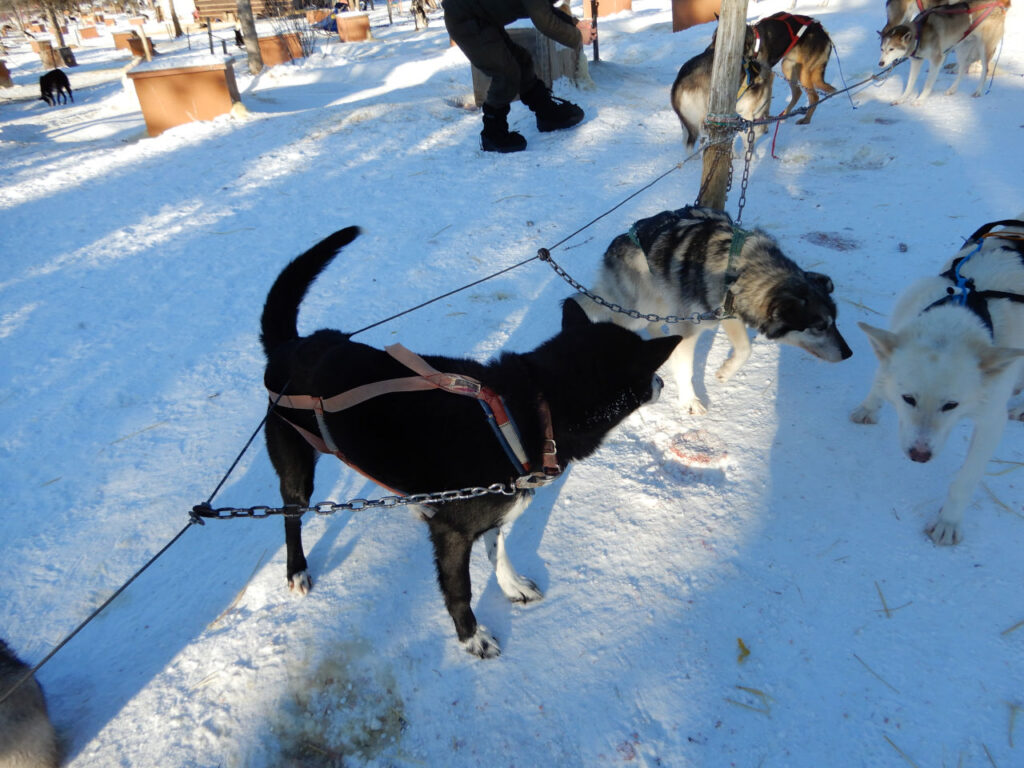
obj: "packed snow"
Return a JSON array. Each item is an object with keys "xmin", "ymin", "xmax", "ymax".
[{"xmin": 1, "ymin": 0, "xmax": 1022, "ymax": 765}]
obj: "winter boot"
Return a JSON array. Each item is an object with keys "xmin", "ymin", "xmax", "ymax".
[
  {"xmin": 520, "ymin": 80, "xmax": 584, "ymax": 133},
  {"xmin": 480, "ymin": 103, "xmax": 527, "ymax": 153}
]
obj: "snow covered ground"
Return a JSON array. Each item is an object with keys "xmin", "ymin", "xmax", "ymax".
[{"xmin": 1, "ymin": 0, "xmax": 1023, "ymax": 765}]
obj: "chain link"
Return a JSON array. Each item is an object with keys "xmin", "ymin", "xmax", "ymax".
[{"xmin": 538, "ymin": 248, "xmax": 729, "ymax": 325}]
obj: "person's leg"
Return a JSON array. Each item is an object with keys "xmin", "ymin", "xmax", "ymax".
[{"xmin": 446, "ymin": 16, "xmax": 527, "ymax": 152}]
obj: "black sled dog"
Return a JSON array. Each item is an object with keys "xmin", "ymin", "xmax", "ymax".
[
  {"xmin": 260, "ymin": 227, "xmax": 680, "ymax": 657},
  {"xmin": 38, "ymin": 69, "xmax": 72, "ymax": 107},
  {"xmin": 0, "ymin": 639, "xmax": 60, "ymax": 768}
]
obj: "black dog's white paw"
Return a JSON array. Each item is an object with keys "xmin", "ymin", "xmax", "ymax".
[
  {"xmin": 499, "ymin": 574, "xmax": 543, "ymax": 603},
  {"xmin": 289, "ymin": 571, "xmax": 312, "ymax": 595},
  {"xmin": 462, "ymin": 627, "xmax": 501, "ymax": 659}
]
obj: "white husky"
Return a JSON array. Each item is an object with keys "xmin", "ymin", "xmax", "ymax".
[{"xmin": 851, "ymin": 216, "xmax": 1024, "ymax": 545}]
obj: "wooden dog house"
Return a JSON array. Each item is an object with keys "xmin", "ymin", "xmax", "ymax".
[
  {"xmin": 336, "ymin": 12, "xmax": 371, "ymax": 42},
  {"xmin": 127, "ymin": 57, "xmax": 242, "ymax": 137},
  {"xmin": 257, "ymin": 32, "xmax": 304, "ymax": 67},
  {"xmin": 582, "ymin": 0, "xmax": 632, "ymax": 19},
  {"xmin": 672, "ymin": 0, "xmax": 722, "ymax": 31}
]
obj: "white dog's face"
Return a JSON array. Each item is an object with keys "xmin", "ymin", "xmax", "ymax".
[
  {"xmin": 879, "ymin": 340, "xmax": 981, "ymax": 463},
  {"xmin": 878, "ymin": 27, "xmax": 912, "ymax": 67},
  {"xmin": 860, "ymin": 322, "xmax": 1024, "ymax": 463}
]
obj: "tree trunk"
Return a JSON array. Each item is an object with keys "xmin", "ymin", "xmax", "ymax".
[
  {"xmin": 169, "ymin": 2, "xmax": 184, "ymax": 37},
  {"xmin": 697, "ymin": 0, "xmax": 749, "ymax": 210},
  {"xmin": 236, "ymin": 0, "xmax": 264, "ymax": 75},
  {"xmin": 45, "ymin": 5, "xmax": 67, "ymax": 49}
]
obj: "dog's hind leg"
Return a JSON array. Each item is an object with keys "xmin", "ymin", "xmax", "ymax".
[
  {"xmin": 715, "ymin": 317, "xmax": 752, "ymax": 383},
  {"xmin": 265, "ymin": 413, "xmax": 317, "ymax": 594},
  {"xmin": 428, "ymin": 518, "xmax": 500, "ymax": 658}
]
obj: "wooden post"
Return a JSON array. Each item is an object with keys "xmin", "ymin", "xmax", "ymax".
[
  {"xmin": 236, "ymin": 0, "xmax": 264, "ymax": 74},
  {"xmin": 589, "ymin": 0, "xmax": 599, "ymax": 62},
  {"xmin": 696, "ymin": 0, "xmax": 748, "ymax": 210}
]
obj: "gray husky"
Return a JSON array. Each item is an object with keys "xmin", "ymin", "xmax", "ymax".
[
  {"xmin": 878, "ymin": 0, "xmax": 1010, "ymax": 102},
  {"xmin": 575, "ymin": 206, "xmax": 852, "ymax": 415},
  {"xmin": 0, "ymin": 639, "xmax": 59, "ymax": 768}
]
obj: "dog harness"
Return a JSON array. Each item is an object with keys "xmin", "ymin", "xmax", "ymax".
[
  {"xmin": 923, "ymin": 219, "xmax": 1024, "ymax": 336},
  {"xmin": 907, "ymin": 1, "xmax": 1008, "ymax": 58},
  {"xmin": 267, "ymin": 344, "xmax": 562, "ymax": 492},
  {"xmin": 753, "ymin": 12, "xmax": 816, "ymax": 60},
  {"xmin": 625, "ymin": 207, "xmax": 748, "ymax": 320}
]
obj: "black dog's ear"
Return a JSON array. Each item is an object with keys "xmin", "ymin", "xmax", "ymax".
[
  {"xmin": 806, "ymin": 271, "xmax": 835, "ymax": 294},
  {"xmin": 561, "ymin": 297, "xmax": 593, "ymax": 331}
]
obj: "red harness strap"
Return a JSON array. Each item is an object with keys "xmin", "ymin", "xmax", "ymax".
[
  {"xmin": 268, "ymin": 344, "xmax": 560, "ymax": 489},
  {"xmin": 754, "ymin": 12, "xmax": 815, "ymax": 61}
]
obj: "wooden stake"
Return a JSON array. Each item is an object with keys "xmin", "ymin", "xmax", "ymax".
[{"xmin": 697, "ymin": 0, "xmax": 749, "ymax": 210}]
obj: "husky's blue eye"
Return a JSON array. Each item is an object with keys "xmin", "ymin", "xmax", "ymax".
[
  {"xmin": 941, "ymin": 401, "xmax": 959, "ymax": 412},
  {"xmin": 902, "ymin": 395, "xmax": 916, "ymax": 407}
]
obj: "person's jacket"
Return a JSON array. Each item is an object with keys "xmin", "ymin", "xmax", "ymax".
[{"xmin": 444, "ymin": 0, "xmax": 582, "ymax": 50}]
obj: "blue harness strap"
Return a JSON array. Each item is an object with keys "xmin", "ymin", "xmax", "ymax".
[{"xmin": 923, "ymin": 220, "xmax": 1024, "ymax": 336}]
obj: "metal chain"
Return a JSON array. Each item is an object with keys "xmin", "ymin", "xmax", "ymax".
[
  {"xmin": 191, "ymin": 482, "xmax": 523, "ymax": 522},
  {"xmin": 735, "ymin": 125, "xmax": 755, "ymax": 227},
  {"xmin": 537, "ymin": 248, "xmax": 729, "ymax": 325}
]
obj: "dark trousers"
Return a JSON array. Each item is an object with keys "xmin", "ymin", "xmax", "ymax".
[{"xmin": 445, "ymin": 14, "xmax": 539, "ymax": 107}]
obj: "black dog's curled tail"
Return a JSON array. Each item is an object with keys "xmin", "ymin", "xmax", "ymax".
[{"xmin": 260, "ymin": 226, "xmax": 361, "ymax": 355}]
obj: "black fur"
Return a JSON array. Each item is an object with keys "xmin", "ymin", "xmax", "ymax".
[
  {"xmin": 260, "ymin": 227, "xmax": 680, "ymax": 656},
  {"xmin": 38, "ymin": 69, "xmax": 72, "ymax": 107}
]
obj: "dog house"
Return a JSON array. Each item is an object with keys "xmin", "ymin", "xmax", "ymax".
[
  {"xmin": 336, "ymin": 12, "xmax": 371, "ymax": 42},
  {"xmin": 126, "ymin": 56, "xmax": 242, "ymax": 137},
  {"xmin": 582, "ymin": 0, "xmax": 632, "ymax": 19},
  {"xmin": 672, "ymin": 0, "xmax": 722, "ymax": 31},
  {"xmin": 257, "ymin": 32, "xmax": 304, "ymax": 67}
]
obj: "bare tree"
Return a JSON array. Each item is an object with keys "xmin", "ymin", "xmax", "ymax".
[{"xmin": 236, "ymin": 0, "xmax": 264, "ymax": 74}]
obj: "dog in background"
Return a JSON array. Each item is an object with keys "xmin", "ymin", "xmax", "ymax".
[
  {"xmin": 37, "ymin": 69, "xmax": 72, "ymax": 107},
  {"xmin": 670, "ymin": 26, "xmax": 773, "ymax": 153},
  {"xmin": 751, "ymin": 12, "xmax": 836, "ymax": 124},
  {"xmin": 575, "ymin": 206, "xmax": 852, "ymax": 415},
  {"xmin": 851, "ymin": 217, "xmax": 1024, "ymax": 545},
  {"xmin": 0, "ymin": 639, "xmax": 60, "ymax": 768},
  {"xmin": 884, "ymin": 0, "xmax": 956, "ymax": 28},
  {"xmin": 878, "ymin": 0, "xmax": 1009, "ymax": 102},
  {"xmin": 260, "ymin": 227, "xmax": 680, "ymax": 657}
]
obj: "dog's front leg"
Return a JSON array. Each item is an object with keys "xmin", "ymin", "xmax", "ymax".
[
  {"xmin": 917, "ymin": 55, "xmax": 944, "ymax": 101},
  {"xmin": 664, "ymin": 331, "xmax": 706, "ymax": 415},
  {"xmin": 285, "ymin": 516, "xmax": 312, "ymax": 594},
  {"xmin": 896, "ymin": 59, "xmax": 923, "ymax": 103},
  {"xmin": 850, "ymin": 368, "xmax": 887, "ymax": 424},
  {"xmin": 715, "ymin": 317, "xmax": 752, "ymax": 383},
  {"xmin": 428, "ymin": 521, "xmax": 500, "ymax": 658},
  {"xmin": 483, "ymin": 526, "xmax": 543, "ymax": 603},
  {"xmin": 927, "ymin": 413, "xmax": 1005, "ymax": 545}
]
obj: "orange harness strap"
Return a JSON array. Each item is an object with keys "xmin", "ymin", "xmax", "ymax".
[{"xmin": 267, "ymin": 344, "xmax": 561, "ymax": 486}]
